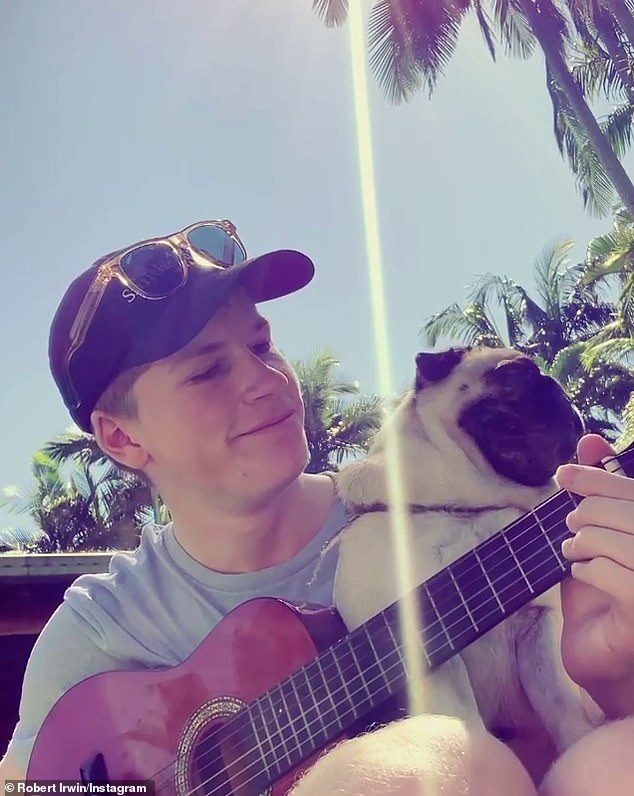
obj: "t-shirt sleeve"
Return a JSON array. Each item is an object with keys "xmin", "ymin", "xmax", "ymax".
[{"xmin": 4, "ymin": 603, "xmax": 127, "ymax": 773}]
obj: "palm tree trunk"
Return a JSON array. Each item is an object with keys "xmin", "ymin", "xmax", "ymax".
[
  {"xmin": 521, "ymin": 0, "xmax": 634, "ymax": 218},
  {"xmin": 602, "ymin": 0, "xmax": 634, "ymax": 49}
]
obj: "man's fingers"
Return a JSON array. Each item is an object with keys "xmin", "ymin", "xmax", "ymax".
[
  {"xmin": 576, "ymin": 434, "xmax": 616, "ymax": 466},
  {"xmin": 557, "ymin": 463, "xmax": 634, "ymax": 500},
  {"xmin": 569, "ymin": 557, "xmax": 634, "ymax": 608},
  {"xmin": 562, "ymin": 524, "xmax": 634, "ymax": 567}
]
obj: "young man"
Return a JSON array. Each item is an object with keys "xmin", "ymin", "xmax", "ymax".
[{"xmin": 1, "ymin": 219, "xmax": 634, "ymax": 794}]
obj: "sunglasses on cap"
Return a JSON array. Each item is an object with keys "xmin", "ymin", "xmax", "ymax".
[{"xmin": 63, "ymin": 219, "xmax": 247, "ymax": 407}]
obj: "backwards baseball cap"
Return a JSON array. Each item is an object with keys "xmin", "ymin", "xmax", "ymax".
[{"xmin": 49, "ymin": 219, "xmax": 314, "ymax": 433}]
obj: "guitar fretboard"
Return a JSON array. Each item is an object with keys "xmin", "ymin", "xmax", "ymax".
[{"xmin": 191, "ymin": 486, "xmax": 583, "ymax": 795}]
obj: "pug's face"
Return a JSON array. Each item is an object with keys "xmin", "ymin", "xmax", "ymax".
[{"xmin": 413, "ymin": 347, "xmax": 584, "ymax": 487}]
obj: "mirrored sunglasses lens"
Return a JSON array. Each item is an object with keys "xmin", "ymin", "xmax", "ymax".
[
  {"xmin": 120, "ymin": 244, "xmax": 184, "ymax": 296},
  {"xmin": 187, "ymin": 225, "xmax": 245, "ymax": 266}
]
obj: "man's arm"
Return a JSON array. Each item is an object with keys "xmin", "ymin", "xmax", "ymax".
[{"xmin": 2, "ymin": 602, "xmax": 129, "ymax": 775}]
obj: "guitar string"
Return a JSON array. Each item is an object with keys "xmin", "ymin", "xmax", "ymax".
[
  {"xmin": 144, "ymin": 483, "xmax": 585, "ymax": 795},
  {"xmin": 191, "ymin": 514, "xmax": 573, "ymax": 796},
  {"xmin": 148, "ymin": 449, "xmax": 632, "ymax": 792},
  {"xmin": 149, "ymin": 488, "xmax": 580, "ymax": 795}
]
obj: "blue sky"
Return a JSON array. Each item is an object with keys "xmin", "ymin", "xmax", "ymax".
[{"xmin": 0, "ymin": 0, "xmax": 631, "ymax": 526}]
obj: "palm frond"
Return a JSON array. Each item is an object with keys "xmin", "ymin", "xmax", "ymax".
[
  {"xmin": 584, "ymin": 223, "xmax": 634, "ymax": 284},
  {"xmin": 473, "ymin": 0, "xmax": 497, "ymax": 60},
  {"xmin": 421, "ymin": 302, "xmax": 504, "ymax": 348},
  {"xmin": 0, "ymin": 526, "xmax": 44, "ymax": 551},
  {"xmin": 570, "ymin": 41, "xmax": 626, "ymax": 101},
  {"xmin": 312, "ymin": 0, "xmax": 348, "ymax": 27},
  {"xmin": 600, "ymin": 104, "xmax": 634, "ymax": 160},
  {"xmin": 616, "ymin": 390, "xmax": 634, "ymax": 450},
  {"xmin": 368, "ymin": 0, "xmax": 471, "ymax": 103},
  {"xmin": 42, "ymin": 428, "xmax": 110, "ymax": 470},
  {"xmin": 547, "ymin": 73, "xmax": 617, "ymax": 217},
  {"xmin": 547, "ymin": 340, "xmax": 588, "ymax": 383},
  {"xmin": 532, "ymin": 238, "xmax": 575, "ymax": 317},
  {"xmin": 492, "ymin": 0, "xmax": 536, "ymax": 58},
  {"xmin": 582, "ymin": 336, "xmax": 634, "ymax": 368}
]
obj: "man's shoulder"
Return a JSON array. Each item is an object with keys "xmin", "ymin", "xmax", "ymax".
[
  {"xmin": 65, "ymin": 522, "xmax": 169, "ymax": 601},
  {"xmin": 59, "ymin": 522, "xmax": 191, "ymax": 655}
]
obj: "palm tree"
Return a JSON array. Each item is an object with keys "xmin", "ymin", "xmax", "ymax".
[
  {"xmin": 43, "ymin": 426, "xmax": 167, "ymax": 526},
  {"xmin": 424, "ymin": 239, "xmax": 615, "ymax": 356},
  {"xmin": 311, "ymin": 0, "xmax": 634, "ymax": 217},
  {"xmin": 539, "ymin": 340, "xmax": 634, "ymax": 437},
  {"xmin": 0, "ymin": 450, "xmax": 153, "ymax": 552},
  {"xmin": 293, "ymin": 349, "xmax": 383, "ymax": 472},
  {"xmin": 582, "ymin": 205, "xmax": 634, "ymax": 333},
  {"xmin": 545, "ymin": 0, "xmax": 634, "ymax": 214},
  {"xmin": 423, "ymin": 238, "xmax": 634, "ymax": 436}
]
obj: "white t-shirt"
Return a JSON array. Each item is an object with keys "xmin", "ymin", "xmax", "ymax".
[{"xmin": 6, "ymin": 498, "xmax": 349, "ymax": 771}]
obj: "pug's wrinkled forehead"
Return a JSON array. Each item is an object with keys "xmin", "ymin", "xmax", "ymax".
[{"xmin": 414, "ymin": 346, "xmax": 526, "ymax": 391}]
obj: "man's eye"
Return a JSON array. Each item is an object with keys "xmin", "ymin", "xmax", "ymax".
[
  {"xmin": 190, "ymin": 364, "xmax": 222, "ymax": 383},
  {"xmin": 252, "ymin": 341, "xmax": 272, "ymax": 356}
]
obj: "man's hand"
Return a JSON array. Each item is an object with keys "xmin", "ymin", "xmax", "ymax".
[{"xmin": 556, "ymin": 433, "xmax": 634, "ymax": 718}]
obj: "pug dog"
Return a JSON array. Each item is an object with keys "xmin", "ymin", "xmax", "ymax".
[{"xmin": 333, "ymin": 347, "xmax": 601, "ymax": 776}]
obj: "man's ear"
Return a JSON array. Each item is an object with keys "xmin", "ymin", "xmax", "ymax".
[{"xmin": 91, "ymin": 410, "xmax": 151, "ymax": 472}]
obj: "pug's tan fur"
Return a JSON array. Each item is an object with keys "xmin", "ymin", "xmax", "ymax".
[{"xmin": 333, "ymin": 347, "xmax": 600, "ymax": 778}]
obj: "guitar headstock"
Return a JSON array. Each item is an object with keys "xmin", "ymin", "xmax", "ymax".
[{"xmin": 604, "ymin": 440, "xmax": 634, "ymax": 478}]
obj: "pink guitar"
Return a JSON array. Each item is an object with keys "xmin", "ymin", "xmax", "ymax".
[{"xmin": 28, "ymin": 446, "xmax": 634, "ymax": 795}]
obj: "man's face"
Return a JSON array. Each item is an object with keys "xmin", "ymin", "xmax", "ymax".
[{"xmin": 127, "ymin": 288, "xmax": 308, "ymax": 508}]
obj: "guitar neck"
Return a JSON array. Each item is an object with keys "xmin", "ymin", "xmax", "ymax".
[{"xmin": 210, "ymin": 488, "xmax": 583, "ymax": 793}]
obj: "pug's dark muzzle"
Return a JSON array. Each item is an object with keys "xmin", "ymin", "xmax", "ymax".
[{"xmin": 459, "ymin": 357, "xmax": 584, "ymax": 487}]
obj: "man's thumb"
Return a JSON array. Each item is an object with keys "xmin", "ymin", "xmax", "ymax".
[{"xmin": 576, "ymin": 433, "xmax": 616, "ymax": 466}]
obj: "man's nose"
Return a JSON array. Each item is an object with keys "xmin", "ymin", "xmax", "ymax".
[{"xmin": 240, "ymin": 348, "xmax": 289, "ymax": 399}]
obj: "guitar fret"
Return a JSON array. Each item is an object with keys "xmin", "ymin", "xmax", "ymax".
[
  {"xmin": 350, "ymin": 625, "xmax": 394, "ymax": 708},
  {"xmin": 425, "ymin": 569, "xmax": 473, "ymax": 653},
  {"xmin": 313, "ymin": 656, "xmax": 343, "ymax": 733},
  {"xmin": 363, "ymin": 623, "xmax": 392, "ymax": 697},
  {"xmin": 474, "ymin": 547, "xmax": 505, "ymax": 613},
  {"xmin": 288, "ymin": 671, "xmax": 315, "ymax": 750},
  {"xmin": 448, "ymin": 547, "xmax": 503, "ymax": 639},
  {"xmin": 249, "ymin": 703, "xmax": 276, "ymax": 778},
  {"xmin": 482, "ymin": 527, "xmax": 534, "ymax": 616},
  {"xmin": 448, "ymin": 565, "xmax": 479, "ymax": 632},
  {"xmin": 532, "ymin": 508, "xmax": 567, "ymax": 572},
  {"xmin": 298, "ymin": 665, "xmax": 328, "ymax": 740},
  {"xmin": 423, "ymin": 582, "xmax": 455, "ymax": 651},
  {"xmin": 500, "ymin": 529, "xmax": 534, "ymax": 594},
  {"xmin": 337, "ymin": 639, "xmax": 376, "ymax": 718},
  {"xmin": 280, "ymin": 682, "xmax": 301, "ymax": 762},
  {"xmin": 268, "ymin": 690, "xmax": 292, "ymax": 769},
  {"xmin": 292, "ymin": 668, "xmax": 317, "ymax": 741},
  {"xmin": 348, "ymin": 639, "xmax": 372, "ymax": 701},
  {"xmin": 259, "ymin": 692, "xmax": 283, "ymax": 780},
  {"xmin": 329, "ymin": 646, "xmax": 359, "ymax": 721},
  {"xmin": 382, "ymin": 610, "xmax": 414, "ymax": 669}
]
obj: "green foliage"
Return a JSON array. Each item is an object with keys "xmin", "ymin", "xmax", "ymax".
[
  {"xmin": 0, "ymin": 443, "xmax": 152, "ymax": 553},
  {"xmin": 423, "ymin": 237, "xmax": 633, "ymax": 438},
  {"xmin": 292, "ymin": 350, "xmax": 383, "ymax": 473},
  {"xmin": 311, "ymin": 0, "xmax": 634, "ymax": 218}
]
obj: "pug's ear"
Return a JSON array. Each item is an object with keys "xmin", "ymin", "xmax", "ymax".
[{"xmin": 415, "ymin": 348, "xmax": 467, "ymax": 390}]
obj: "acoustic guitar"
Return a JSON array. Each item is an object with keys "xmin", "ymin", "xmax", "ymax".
[{"xmin": 27, "ymin": 446, "xmax": 634, "ymax": 795}]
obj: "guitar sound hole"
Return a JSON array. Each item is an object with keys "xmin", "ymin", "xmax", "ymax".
[{"xmin": 190, "ymin": 722, "xmax": 233, "ymax": 796}]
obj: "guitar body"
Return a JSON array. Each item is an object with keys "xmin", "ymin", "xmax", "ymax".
[
  {"xmin": 28, "ymin": 599, "xmax": 348, "ymax": 794},
  {"xmin": 28, "ymin": 447, "xmax": 634, "ymax": 793}
]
